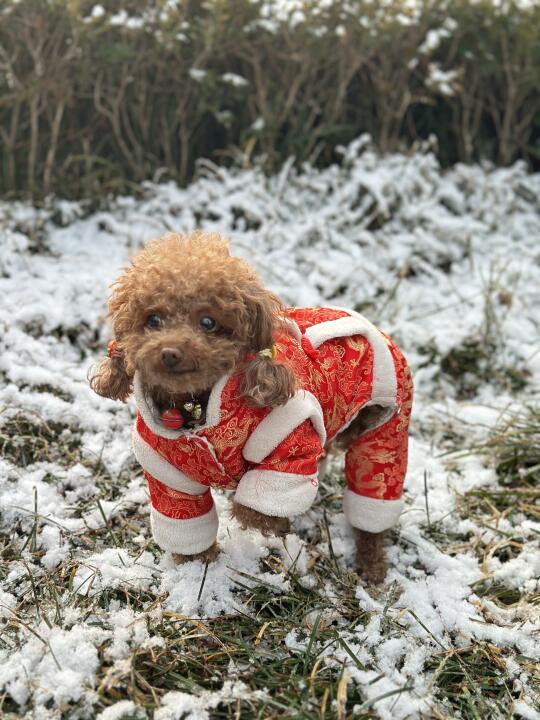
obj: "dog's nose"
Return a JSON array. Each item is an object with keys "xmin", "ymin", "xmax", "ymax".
[{"xmin": 161, "ymin": 347, "xmax": 182, "ymax": 369}]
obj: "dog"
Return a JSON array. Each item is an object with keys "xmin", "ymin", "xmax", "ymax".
[{"xmin": 89, "ymin": 232, "xmax": 413, "ymax": 582}]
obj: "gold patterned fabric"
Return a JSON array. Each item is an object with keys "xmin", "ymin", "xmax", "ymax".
[
  {"xmin": 344, "ymin": 342, "xmax": 413, "ymax": 501},
  {"xmin": 135, "ymin": 306, "xmax": 412, "ymax": 521}
]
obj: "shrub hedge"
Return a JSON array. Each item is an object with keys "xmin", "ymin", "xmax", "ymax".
[{"xmin": 1, "ymin": 0, "xmax": 539, "ymax": 199}]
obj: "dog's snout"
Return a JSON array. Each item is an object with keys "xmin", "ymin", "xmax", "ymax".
[{"xmin": 161, "ymin": 347, "xmax": 182, "ymax": 369}]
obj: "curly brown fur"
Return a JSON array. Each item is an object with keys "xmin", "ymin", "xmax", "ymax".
[
  {"xmin": 172, "ymin": 542, "xmax": 220, "ymax": 565},
  {"xmin": 353, "ymin": 528, "xmax": 387, "ymax": 584},
  {"xmin": 231, "ymin": 502, "xmax": 290, "ymax": 537},
  {"xmin": 88, "ymin": 354, "xmax": 132, "ymax": 402},
  {"xmin": 335, "ymin": 405, "xmax": 389, "ymax": 450},
  {"xmin": 241, "ymin": 355, "xmax": 296, "ymax": 408},
  {"xmin": 91, "ymin": 231, "xmax": 295, "ymax": 407}
]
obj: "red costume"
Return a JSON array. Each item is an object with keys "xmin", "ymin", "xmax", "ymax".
[{"xmin": 132, "ymin": 308, "xmax": 413, "ymax": 555}]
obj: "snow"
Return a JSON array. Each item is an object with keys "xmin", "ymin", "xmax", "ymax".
[
  {"xmin": 0, "ymin": 621, "xmax": 105, "ymax": 707},
  {"xmin": 97, "ymin": 701, "xmax": 145, "ymax": 720},
  {"xmin": 221, "ymin": 72, "xmax": 249, "ymax": 87},
  {"xmin": 74, "ymin": 548, "xmax": 158, "ymax": 596},
  {"xmin": 189, "ymin": 68, "xmax": 207, "ymax": 82},
  {"xmin": 0, "ymin": 137, "xmax": 539, "ymax": 716},
  {"xmin": 512, "ymin": 701, "xmax": 540, "ymax": 720},
  {"xmin": 426, "ymin": 63, "xmax": 460, "ymax": 97},
  {"xmin": 109, "ymin": 10, "xmax": 129, "ymax": 26},
  {"xmin": 90, "ymin": 5, "xmax": 105, "ymax": 19},
  {"xmin": 250, "ymin": 117, "xmax": 265, "ymax": 132},
  {"xmin": 155, "ymin": 682, "xmax": 266, "ymax": 720},
  {"xmin": 418, "ymin": 18, "xmax": 457, "ymax": 55}
]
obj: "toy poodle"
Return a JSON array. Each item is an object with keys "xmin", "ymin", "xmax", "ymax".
[{"xmin": 89, "ymin": 232, "xmax": 413, "ymax": 582}]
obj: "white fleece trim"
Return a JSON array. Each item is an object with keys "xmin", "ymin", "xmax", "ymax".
[
  {"xmin": 150, "ymin": 504, "xmax": 218, "ymax": 554},
  {"xmin": 242, "ymin": 390, "xmax": 326, "ymax": 463},
  {"xmin": 133, "ymin": 371, "xmax": 231, "ymax": 440},
  {"xmin": 205, "ymin": 373, "xmax": 231, "ymax": 426},
  {"xmin": 306, "ymin": 310, "xmax": 398, "ymax": 407},
  {"xmin": 283, "ymin": 317, "xmax": 302, "ymax": 342},
  {"xmin": 235, "ymin": 469, "xmax": 319, "ymax": 517},
  {"xmin": 132, "ymin": 429, "xmax": 207, "ymax": 494},
  {"xmin": 343, "ymin": 489, "xmax": 404, "ymax": 532}
]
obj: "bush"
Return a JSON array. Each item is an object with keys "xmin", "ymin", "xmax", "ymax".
[{"xmin": 1, "ymin": 0, "xmax": 539, "ymax": 199}]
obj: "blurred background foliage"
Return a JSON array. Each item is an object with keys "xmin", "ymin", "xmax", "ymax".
[{"xmin": 0, "ymin": 0, "xmax": 539, "ymax": 199}]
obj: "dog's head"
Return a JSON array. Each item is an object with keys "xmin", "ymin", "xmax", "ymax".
[{"xmin": 89, "ymin": 232, "xmax": 295, "ymax": 409}]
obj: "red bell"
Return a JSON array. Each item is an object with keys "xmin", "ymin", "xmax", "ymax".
[{"xmin": 161, "ymin": 408, "xmax": 184, "ymax": 429}]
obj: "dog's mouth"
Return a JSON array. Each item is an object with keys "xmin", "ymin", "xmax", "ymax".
[{"xmin": 161, "ymin": 365, "xmax": 197, "ymax": 376}]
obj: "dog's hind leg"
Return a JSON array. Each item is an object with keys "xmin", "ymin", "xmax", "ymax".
[
  {"xmin": 342, "ymin": 363, "xmax": 413, "ymax": 583},
  {"xmin": 353, "ymin": 528, "xmax": 388, "ymax": 583}
]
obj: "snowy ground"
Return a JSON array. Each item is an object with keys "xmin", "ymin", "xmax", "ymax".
[{"xmin": 0, "ymin": 138, "xmax": 539, "ymax": 719}]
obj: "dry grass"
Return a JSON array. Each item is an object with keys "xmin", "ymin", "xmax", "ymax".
[
  {"xmin": 2, "ymin": 0, "xmax": 540, "ymax": 198},
  {"xmin": 0, "ymin": 402, "xmax": 538, "ymax": 718}
]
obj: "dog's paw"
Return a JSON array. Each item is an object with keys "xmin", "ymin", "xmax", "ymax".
[
  {"xmin": 172, "ymin": 542, "xmax": 220, "ymax": 565},
  {"xmin": 231, "ymin": 502, "xmax": 290, "ymax": 537},
  {"xmin": 356, "ymin": 559, "xmax": 387, "ymax": 585}
]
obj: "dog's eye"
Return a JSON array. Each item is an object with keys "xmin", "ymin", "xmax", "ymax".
[
  {"xmin": 199, "ymin": 315, "xmax": 217, "ymax": 332},
  {"xmin": 146, "ymin": 313, "xmax": 162, "ymax": 329}
]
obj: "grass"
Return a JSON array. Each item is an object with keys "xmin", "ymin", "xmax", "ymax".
[
  {"xmin": 0, "ymin": 411, "xmax": 81, "ymax": 468},
  {"xmin": 426, "ymin": 644, "xmax": 519, "ymax": 717},
  {"xmin": 0, "ymin": 502, "xmax": 384, "ymax": 718},
  {"xmin": 419, "ymin": 271, "xmax": 531, "ymax": 401},
  {"xmin": 457, "ymin": 403, "xmax": 540, "ymax": 532},
  {"xmin": 480, "ymin": 405, "xmax": 540, "ymax": 487},
  {"xmin": 440, "ymin": 337, "xmax": 529, "ymax": 399},
  {"xmin": 0, "ymin": 399, "xmax": 538, "ymax": 717}
]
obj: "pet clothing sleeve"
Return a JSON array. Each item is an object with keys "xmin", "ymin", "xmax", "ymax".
[
  {"xmin": 342, "ymin": 360, "xmax": 413, "ymax": 533},
  {"xmin": 145, "ymin": 473, "xmax": 219, "ymax": 555},
  {"xmin": 132, "ymin": 428, "xmax": 219, "ymax": 554},
  {"xmin": 234, "ymin": 419, "xmax": 324, "ymax": 517}
]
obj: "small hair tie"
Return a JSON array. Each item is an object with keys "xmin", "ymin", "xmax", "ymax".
[
  {"xmin": 258, "ymin": 344, "xmax": 277, "ymax": 360},
  {"xmin": 107, "ymin": 340, "xmax": 123, "ymax": 359}
]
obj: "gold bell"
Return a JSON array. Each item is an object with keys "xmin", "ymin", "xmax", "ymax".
[{"xmin": 192, "ymin": 403, "xmax": 202, "ymax": 420}]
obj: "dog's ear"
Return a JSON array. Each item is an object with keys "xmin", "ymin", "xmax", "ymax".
[
  {"xmin": 89, "ymin": 270, "xmax": 135, "ymax": 402},
  {"xmin": 246, "ymin": 289, "xmax": 278, "ymax": 353},
  {"xmin": 240, "ymin": 288, "xmax": 296, "ymax": 408},
  {"xmin": 241, "ymin": 353, "xmax": 296, "ymax": 408},
  {"xmin": 88, "ymin": 346, "xmax": 132, "ymax": 402}
]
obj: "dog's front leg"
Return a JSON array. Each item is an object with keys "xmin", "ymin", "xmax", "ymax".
[
  {"xmin": 231, "ymin": 501, "xmax": 290, "ymax": 537},
  {"xmin": 172, "ymin": 542, "xmax": 220, "ymax": 565},
  {"xmin": 353, "ymin": 528, "xmax": 387, "ymax": 584}
]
